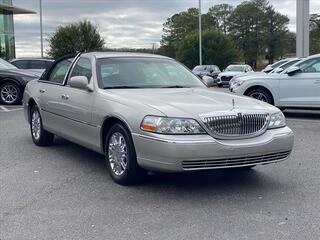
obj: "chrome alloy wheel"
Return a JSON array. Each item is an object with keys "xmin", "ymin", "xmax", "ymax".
[
  {"xmin": 108, "ymin": 132, "xmax": 128, "ymax": 176},
  {"xmin": 1, "ymin": 84, "xmax": 18, "ymax": 104},
  {"xmin": 249, "ymin": 92, "xmax": 268, "ymax": 102},
  {"xmin": 31, "ymin": 110, "xmax": 41, "ymax": 140}
]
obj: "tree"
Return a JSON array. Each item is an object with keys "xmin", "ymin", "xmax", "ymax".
[
  {"xmin": 47, "ymin": 20, "xmax": 105, "ymax": 58},
  {"xmin": 207, "ymin": 4, "xmax": 234, "ymax": 34},
  {"xmin": 310, "ymin": 14, "xmax": 320, "ymax": 55},
  {"xmin": 263, "ymin": 6, "xmax": 290, "ymax": 63},
  {"xmin": 176, "ymin": 29, "xmax": 242, "ymax": 70},
  {"xmin": 160, "ymin": 8, "xmax": 216, "ymax": 57},
  {"xmin": 228, "ymin": 1, "xmax": 265, "ymax": 68}
]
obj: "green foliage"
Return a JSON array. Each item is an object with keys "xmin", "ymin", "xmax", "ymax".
[
  {"xmin": 207, "ymin": 4, "xmax": 234, "ymax": 34},
  {"xmin": 160, "ymin": 0, "xmax": 294, "ymax": 68},
  {"xmin": 176, "ymin": 30, "xmax": 242, "ymax": 70},
  {"xmin": 310, "ymin": 14, "xmax": 320, "ymax": 55},
  {"xmin": 47, "ymin": 20, "xmax": 105, "ymax": 58},
  {"xmin": 161, "ymin": 8, "xmax": 216, "ymax": 57},
  {"xmin": 228, "ymin": 1, "xmax": 266, "ymax": 67}
]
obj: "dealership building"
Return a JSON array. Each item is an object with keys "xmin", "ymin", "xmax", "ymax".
[{"xmin": 0, "ymin": 0, "xmax": 35, "ymax": 60}]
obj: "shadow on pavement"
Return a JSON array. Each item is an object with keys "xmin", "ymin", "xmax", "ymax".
[
  {"xmin": 51, "ymin": 137, "xmax": 285, "ymax": 195},
  {"xmin": 284, "ymin": 109, "xmax": 320, "ymax": 120}
]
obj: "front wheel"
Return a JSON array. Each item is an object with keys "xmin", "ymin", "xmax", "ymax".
[
  {"xmin": 30, "ymin": 105, "xmax": 54, "ymax": 146},
  {"xmin": 105, "ymin": 123, "xmax": 146, "ymax": 185},
  {"xmin": 246, "ymin": 88, "xmax": 273, "ymax": 105},
  {"xmin": 217, "ymin": 83, "xmax": 223, "ymax": 88}
]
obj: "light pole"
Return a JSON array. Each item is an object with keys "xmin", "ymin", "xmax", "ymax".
[
  {"xmin": 199, "ymin": 0, "xmax": 202, "ymax": 66},
  {"xmin": 40, "ymin": 0, "xmax": 43, "ymax": 58},
  {"xmin": 296, "ymin": 0, "xmax": 310, "ymax": 57}
]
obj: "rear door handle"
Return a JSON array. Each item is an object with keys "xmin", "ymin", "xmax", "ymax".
[{"xmin": 39, "ymin": 89, "xmax": 46, "ymax": 93}]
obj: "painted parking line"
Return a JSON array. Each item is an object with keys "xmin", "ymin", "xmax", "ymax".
[
  {"xmin": 0, "ymin": 106, "xmax": 23, "ymax": 112},
  {"xmin": 0, "ymin": 106, "xmax": 8, "ymax": 112}
]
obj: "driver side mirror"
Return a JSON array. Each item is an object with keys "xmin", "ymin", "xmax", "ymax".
[
  {"xmin": 69, "ymin": 76, "xmax": 91, "ymax": 91},
  {"xmin": 202, "ymin": 76, "xmax": 214, "ymax": 87},
  {"xmin": 286, "ymin": 66, "xmax": 301, "ymax": 76}
]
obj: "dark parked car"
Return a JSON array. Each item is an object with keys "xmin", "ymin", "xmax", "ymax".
[
  {"xmin": 10, "ymin": 58, "xmax": 54, "ymax": 76},
  {"xmin": 192, "ymin": 65, "xmax": 221, "ymax": 80},
  {"xmin": 0, "ymin": 58, "xmax": 39, "ymax": 105}
]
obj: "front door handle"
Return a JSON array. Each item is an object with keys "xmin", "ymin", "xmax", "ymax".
[
  {"xmin": 39, "ymin": 89, "xmax": 46, "ymax": 93},
  {"xmin": 315, "ymin": 80, "xmax": 320, "ymax": 84}
]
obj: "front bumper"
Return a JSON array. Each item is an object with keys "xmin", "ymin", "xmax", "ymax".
[{"xmin": 132, "ymin": 127, "xmax": 294, "ymax": 172}]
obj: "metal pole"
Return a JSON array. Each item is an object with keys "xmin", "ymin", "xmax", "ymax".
[
  {"xmin": 296, "ymin": 0, "xmax": 310, "ymax": 57},
  {"xmin": 40, "ymin": 0, "xmax": 43, "ymax": 58},
  {"xmin": 199, "ymin": 0, "xmax": 202, "ymax": 65}
]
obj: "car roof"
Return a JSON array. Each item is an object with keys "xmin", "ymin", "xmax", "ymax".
[
  {"xmin": 11, "ymin": 58, "xmax": 54, "ymax": 62},
  {"xmin": 81, "ymin": 51, "xmax": 172, "ymax": 60}
]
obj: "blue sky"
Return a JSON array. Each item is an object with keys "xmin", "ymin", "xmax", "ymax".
[{"xmin": 12, "ymin": 0, "xmax": 320, "ymax": 57}]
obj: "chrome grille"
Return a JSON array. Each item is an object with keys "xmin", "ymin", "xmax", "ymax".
[
  {"xmin": 200, "ymin": 111, "xmax": 269, "ymax": 139},
  {"xmin": 182, "ymin": 151, "xmax": 291, "ymax": 170}
]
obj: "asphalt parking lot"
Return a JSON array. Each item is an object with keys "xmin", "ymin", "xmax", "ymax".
[{"xmin": 1, "ymin": 88, "xmax": 320, "ymax": 240}]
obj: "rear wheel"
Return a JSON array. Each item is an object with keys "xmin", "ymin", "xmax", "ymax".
[
  {"xmin": 30, "ymin": 105, "xmax": 54, "ymax": 146},
  {"xmin": 105, "ymin": 123, "xmax": 146, "ymax": 185},
  {"xmin": 0, "ymin": 82, "xmax": 22, "ymax": 105},
  {"xmin": 246, "ymin": 88, "xmax": 273, "ymax": 105},
  {"xmin": 217, "ymin": 83, "xmax": 223, "ymax": 88}
]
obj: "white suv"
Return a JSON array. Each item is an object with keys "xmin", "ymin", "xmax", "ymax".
[{"xmin": 230, "ymin": 54, "xmax": 320, "ymax": 109}]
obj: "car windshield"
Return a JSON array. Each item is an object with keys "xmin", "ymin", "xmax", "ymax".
[
  {"xmin": 0, "ymin": 58, "xmax": 17, "ymax": 70},
  {"xmin": 225, "ymin": 66, "xmax": 245, "ymax": 72},
  {"xmin": 270, "ymin": 60, "xmax": 301, "ymax": 73},
  {"xmin": 271, "ymin": 59, "xmax": 289, "ymax": 69},
  {"xmin": 97, "ymin": 57, "xmax": 205, "ymax": 89}
]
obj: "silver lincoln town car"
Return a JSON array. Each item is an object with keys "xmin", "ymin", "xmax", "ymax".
[{"xmin": 23, "ymin": 52, "xmax": 294, "ymax": 185}]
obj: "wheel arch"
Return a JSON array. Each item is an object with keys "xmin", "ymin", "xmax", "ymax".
[
  {"xmin": 100, "ymin": 115, "xmax": 132, "ymax": 153},
  {"xmin": 244, "ymin": 85, "xmax": 275, "ymax": 105},
  {"xmin": 0, "ymin": 78, "xmax": 24, "ymax": 88},
  {"xmin": 27, "ymin": 98, "xmax": 38, "ymax": 123}
]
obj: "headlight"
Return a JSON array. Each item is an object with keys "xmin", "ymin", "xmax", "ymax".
[
  {"xmin": 268, "ymin": 111, "xmax": 286, "ymax": 129},
  {"xmin": 141, "ymin": 116, "xmax": 206, "ymax": 134},
  {"xmin": 233, "ymin": 80, "xmax": 245, "ymax": 87}
]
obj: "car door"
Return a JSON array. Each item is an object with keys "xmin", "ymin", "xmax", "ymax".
[
  {"xmin": 37, "ymin": 57, "xmax": 75, "ymax": 135},
  {"xmin": 55, "ymin": 57, "xmax": 99, "ymax": 151},
  {"xmin": 279, "ymin": 58, "xmax": 320, "ymax": 107}
]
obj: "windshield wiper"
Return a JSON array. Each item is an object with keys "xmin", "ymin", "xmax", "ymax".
[
  {"xmin": 103, "ymin": 86, "xmax": 143, "ymax": 89},
  {"xmin": 160, "ymin": 85, "xmax": 190, "ymax": 88}
]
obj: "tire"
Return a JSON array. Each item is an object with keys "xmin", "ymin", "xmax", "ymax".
[
  {"xmin": 0, "ymin": 82, "xmax": 22, "ymax": 105},
  {"xmin": 217, "ymin": 83, "xmax": 223, "ymax": 88},
  {"xmin": 30, "ymin": 105, "xmax": 54, "ymax": 146},
  {"xmin": 105, "ymin": 123, "xmax": 146, "ymax": 185},
  {"xmin": 246, "ymin": 88, "xmax": 273, "ymax": 105}
]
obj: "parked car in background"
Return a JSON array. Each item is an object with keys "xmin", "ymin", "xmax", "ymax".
[
  {"xmin": 230, "ymin": 58, "xmax": 303, "ymax": 87},
  {"xmin": 23, "ymin": 52, "xmax": 293, "ymax": 185},
  {"xmin": 0, "ymin": 58, "xmax": 39, "ymax": 105},
  {"xmin": 230, "ymin": 54, "xmax": 320, "ymax": 109},
  {"xmin": 10, "ymin": 58, "xmax": 54, "ymax": 76},
  {"xmin": 269, "ymin": 58, "xmax": 303, "ymax": 74},
  {"xmin": 262, "ymin": 58, "xmax": 291, "ymax": 73},
  {"xmin": 217, "ymin": 64, "xmax": 253, "ymax": 87},
  {"xmin": 192, "ymin": 65, "xmax": 221, "ymax": 81}
]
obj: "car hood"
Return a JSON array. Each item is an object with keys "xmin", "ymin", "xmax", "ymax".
[
  {"xmin": 234, "ymin": 73, "xmax": 277, "ymax": 81},
  {"xmin": 0, "ymin": 68, "xmax": 40, "ymax": 78},
  {"xmin": 103, "ymin": 88, "xmax": 277, "ymax": 118},
  {"xmin": 219, "ymin": 71, "xmax": 243, "ymax": 77}
]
